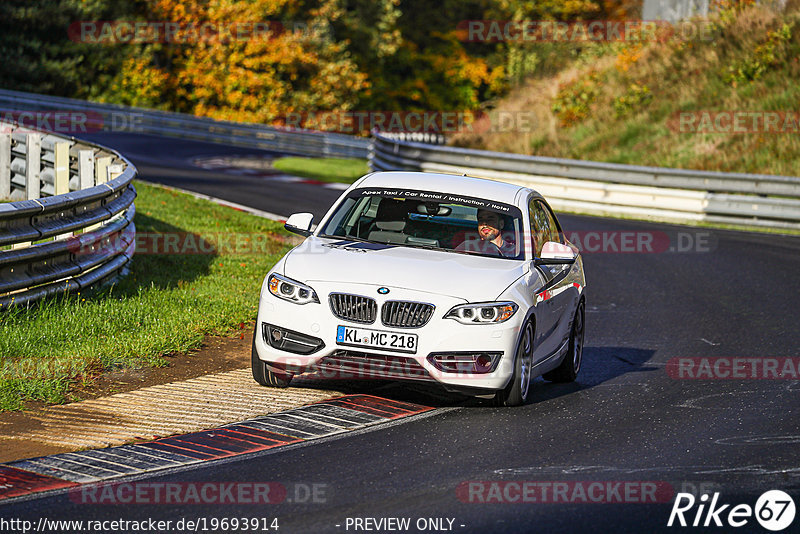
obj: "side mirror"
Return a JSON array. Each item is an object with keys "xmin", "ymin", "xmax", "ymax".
[
  {"xmin": 535, "ymin": 241, "xmax": 577, "ymax": 265},
  {"xmin": 285, "ymin": 213, "xmax": 314, "ymax": 237}
]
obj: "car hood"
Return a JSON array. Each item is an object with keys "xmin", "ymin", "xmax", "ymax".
[{"xmin": 282, "ymin": 236, "xmax": 527, "ymax": 302}]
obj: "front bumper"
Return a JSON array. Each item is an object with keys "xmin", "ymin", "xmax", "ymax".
[{"xmin": 254, "ymin": 280, "xmax": 523, "ymax": 392}]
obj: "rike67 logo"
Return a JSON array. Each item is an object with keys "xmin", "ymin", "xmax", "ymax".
[{"xmin": 668, "ymin": 490, "xmax": 795, "ymax": 531}]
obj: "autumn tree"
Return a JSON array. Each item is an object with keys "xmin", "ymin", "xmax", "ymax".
[
  {"xmin": 107, "ymin": 0, "xmax": 369, "ymax": 122},
  {"xmin": 0, "ymin": 0, "xmax": 137, "ymax": 99},
  {"xmin": 0, "ymin": 0, "xmax": 649, "ymax": 125}
]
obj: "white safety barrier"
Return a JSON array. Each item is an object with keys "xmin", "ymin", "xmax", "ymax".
[
  {"xmin": 0, "ymin": 120, "xmax": 136, "ymax": 307},
  {"xmin": 370, "ymin": 132, "xmax": 800, "ymax": 230}
]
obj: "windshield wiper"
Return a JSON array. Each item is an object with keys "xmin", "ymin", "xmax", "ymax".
[
  {"xmin": 402, "ymin": 242, "xmax": 451, "ymax": 252},
  {"xmin": 318, "ymin": 234, "xmax": 399, "ymax": 246},
  {"xmin": 318, "ymin": 233, "xmax": 370, "ymax": 243},
  {"xmin": 446, "ymin": 247, "xmax": 521, "ymax": 260}
]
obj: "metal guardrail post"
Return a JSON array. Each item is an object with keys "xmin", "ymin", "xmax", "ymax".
[
  {"xmin": 79, "ymin": 149, "xmax": 94, "ymax": 190},
  {"xmin": 95, "ymin": 156, "xmax": 111, "ymax": 185},
  {"xmin": 54, "ymin": 142, "xmax": 69, "ymax": 196},
  {"xmin": 108, "ymin": 164, "xmax": 123, "ymax": 181},
  {"xmin": 55, "ymin": 142, "xmax": 71, "ymax": 240},
  {"xmin": 0, "ymin": 135, "xmax": 9, "ymax": 198},
  {"xmin": 85, "ymin": 156, "xmax": 113, "ymax": 233},
  {"xmin": 25, "ymin": 133, "xmax": 41, "ymax": 200}
]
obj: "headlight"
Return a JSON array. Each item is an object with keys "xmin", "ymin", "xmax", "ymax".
[
  {"xmin": 267, "ymin": 273, "xmax": 319, "ymax": 304},
  {"xmin": 444, "ymin": 302, "xmax": 518, "ymax": 324}
]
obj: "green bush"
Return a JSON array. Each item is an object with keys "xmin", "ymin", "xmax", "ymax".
[{"xmin": 613, "ymin": 83, "xmax": 652, "ymax": 117}]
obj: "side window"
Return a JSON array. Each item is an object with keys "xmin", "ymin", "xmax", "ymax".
[
  {"xmin": 536, "ymin": 200, "xmax": 561, "ymax": 244},
  {"xmin": 336, "ymin": 196, "xmax": 374, "ymax": 237},
  {"xmin": 528, "ymin": 199, "xmax": 551, "ymax": 257}
]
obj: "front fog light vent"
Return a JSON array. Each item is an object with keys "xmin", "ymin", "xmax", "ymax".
[
  {"xmin": 475, "ymin": 354, "xmax": 493, "ymax": 372},
  {"xmin": 263, "ymin": 323, "xmax": 324, "ymax": 355},
  {"xmin": 427, "ymin": 352, "xmax": 502, "ymax": 374}
]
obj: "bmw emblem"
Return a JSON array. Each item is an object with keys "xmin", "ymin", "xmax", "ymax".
[{"xmin": 377, "ymin": 287, "xmax": 390, "ymax": 295}]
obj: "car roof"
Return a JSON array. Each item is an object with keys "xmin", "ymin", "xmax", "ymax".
[{"xmin": 356, "ymin": 171, "xmax": 537, "ymax": 206}]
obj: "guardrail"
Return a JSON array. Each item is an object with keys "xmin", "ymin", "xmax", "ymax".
[
  {"xmin": 0, "ymin": 120, "xmax": 136, "ymax": 307},
  {"xmin": 0, "ymin": 88, "xmax": 369, "ymax": 159},
  {"xmin": 4, "ymin": 89, "xmax": 797, "ymax": 231},
  {"xmin": 369, "ymin": 132, "xmax": 800, "ymax": 230}
]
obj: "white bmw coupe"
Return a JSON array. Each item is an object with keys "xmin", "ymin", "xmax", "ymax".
[{"xmin": 252, "ymin": 171, "xmax": 586, "ymax": 406}]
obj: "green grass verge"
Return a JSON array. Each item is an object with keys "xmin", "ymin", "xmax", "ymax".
[
  {"xmin": 272, "ymin": 157, "xmax": 368, "ymax": 184},
  {"xmin": 0, "ymin": 181, "xmax": 291, "ymax": 411}
]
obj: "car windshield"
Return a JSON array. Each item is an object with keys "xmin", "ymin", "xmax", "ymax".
[{"xmin": 318, "ymin": 187, "xmax": 524, "ymax": 260}]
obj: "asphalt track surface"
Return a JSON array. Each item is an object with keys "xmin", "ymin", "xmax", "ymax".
[
  {"xmin": 3, "ymin": 133, "xmax": 799, "ymax": 533},
  {"xmin": 80, "ymin": 132, "xmax": 345, "ymax": 219}
]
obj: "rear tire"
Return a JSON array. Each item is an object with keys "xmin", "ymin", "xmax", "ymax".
[
  {"xmin": 251, "ymin": 324, "xmax": 293, "ymax": 387},
  {"xmin": 493, "ymin": 321, "xmax": 534, "ymax": 407},
  {"xmin": 543, "ymin": 298, "xmax": 584, "ymax": 383}
]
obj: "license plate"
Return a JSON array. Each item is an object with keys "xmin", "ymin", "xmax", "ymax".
[{"xmin": 336, "ymin": 325, "xmax": 418, "ymax": 354}]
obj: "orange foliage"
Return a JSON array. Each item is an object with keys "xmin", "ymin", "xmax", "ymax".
[
  {"xmin": 116, "ymin": 0, "xmax": 368, "ymax": 123},
  {"xmin": 615, "ymin": 44, "xmax": 643, "ymax": 72},
  {"xmin": 600, "ymin": 0, "xmax": 641, "ymax": 19}
]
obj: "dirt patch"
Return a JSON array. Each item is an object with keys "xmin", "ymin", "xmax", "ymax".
[
  {"xmin": 75, "ymin": 324, "xmax": 253, "ymax": 400},
  {"xmin": 0, "ymin": 324, "xmax": 254, "ymax": 463}
]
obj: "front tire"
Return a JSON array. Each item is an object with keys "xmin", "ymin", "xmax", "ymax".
[
  {"xmin": 493, "ymin": 321, "xmax": 534, "ymax": 407},
  {"xmin": 251, "ymin": 324, "xmax": 293, "ymax": 388},
  {"xmin": 543, "ymin": 298, "xmax": 585, "ymax": 383}
]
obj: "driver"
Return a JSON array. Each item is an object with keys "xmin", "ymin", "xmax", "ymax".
[
  {"xmin": 456, "ymin": 208, "xmax": 516, "ymax": 257},
  {"xmin": 476, "ymin": 209, "xmax": 505, "ymax": 250}
]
